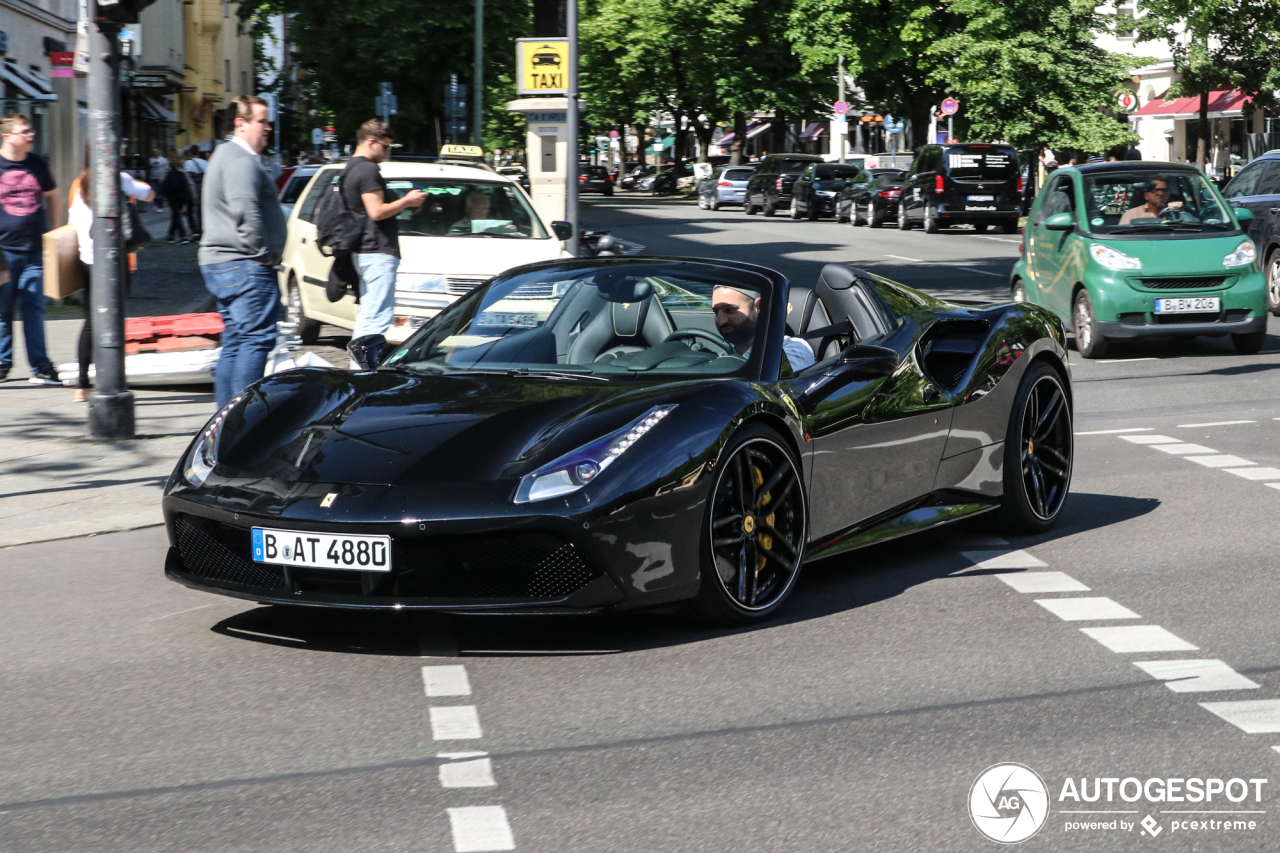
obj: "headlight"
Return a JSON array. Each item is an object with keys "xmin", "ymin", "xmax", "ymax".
[
  {"xmin": 1089, "ymin": 243, "xmax": 1142, "ymax": 271},
  {"xmin": 396, "ymin": 273, "xmax": 448, "ymax": 293},
  {"xmin": 513, "ymin": 405, "xmax": 676, "ymax": 503},
  {"xmin": 1223, "ymin": 240, "xmax": 1256, "ymax": 268},
  {"xmin": 184, "ymin": 394, "xmax": 245, "ymax": 487}
]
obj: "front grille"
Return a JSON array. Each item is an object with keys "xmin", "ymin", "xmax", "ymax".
[
  {"xmin": 447, "ymin": 277, "xmax": 487, "ymax": 295},
  {"xmin": 1154, "ymin": 312, "xmax": 1220, "ymax": 325},
  {"xmin": 1118, "ymin": 312, "xmax": 1147, "ymax": 326},
  {"xmin": 1137, "ymin": 277, "xmax": 1227, "ymax": 290},
  {"xmin": 1225, "ymin": 308, "xmax": 1251, "ymax": 322},
  {"xmin": 396, "ymin": 533, "xmax": 600, "ymax": 599},
  {"xmin": 175, "ymin": 515, "xmax": 288, "ymax": 590}
]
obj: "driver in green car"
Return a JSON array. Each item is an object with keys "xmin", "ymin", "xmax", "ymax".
[{"xmin": 1119, "ymin": 178, "xmax": 1169, "ymax": 224}]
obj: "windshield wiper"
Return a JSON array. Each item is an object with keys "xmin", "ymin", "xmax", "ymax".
[
  {"xmin": 1107, "ymin": 224, "xmax": 1212, "ymax": 234},
  {"xmin": 380, "ymin": 363, "xmax": 443, "ymax": 376},
  {"xmin": 444, "ymin": 367, "xmax": 606, "ymax": 381}
]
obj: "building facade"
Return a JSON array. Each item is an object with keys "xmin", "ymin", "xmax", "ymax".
[{"xmin": 176, "ymin": 0, "xmax": 255, "ymax": 151}]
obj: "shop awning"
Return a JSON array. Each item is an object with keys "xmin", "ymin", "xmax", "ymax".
[
  {"xmin": 798, "ymin": 121, "xmax": 825, "ymax": 141},
  {"xmin": 136, "ymin": 94, "xmax": 179, "ymax": 123},
  {"xmin": 1, "ymin": 62, "xmax": 55, "ymax": 100},
  {"xmin": 717, "ymin": 120, "xmax": 771, "ymax": 146},
  {"xmin": 1133, "ymin": 89, "xmax": 1252, "ymax": 119}
]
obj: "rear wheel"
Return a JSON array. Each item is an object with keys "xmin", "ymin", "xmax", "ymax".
[
  {"xmin": 898, "ymin": 206, "xmax": 912, "ymax": 230},
  {"xmin": 1266, "ymin": 250, "xmax": 1280, "ymax": 316},
  {"xmin": 1073, "ymin": 289, "xmax": 1109, "ymax": 359},
  {"xmin": 867, "ymin": 205, "xmax": 881, "ymax": 228},
  {"xmin": 710, "ymin": 198, "xmax": 721, "ymax": 211},
  {"xmin": 1234, "ymin": 330, "xmax": 1267, "ymax": 354},
  {"xmin": 684, "ymin": 424, "xmax": 808, "ymax": 625},
  {"xmin": 806, "ymin": 199, "xmax": 820, "ymax": 220},
  {"xmin": 763, "ymin": 199, "xmax": 777, "ymax": 217},
  {"xmin": 288, "ymin": 276, "xmax": 322, "ymax": 345},
  {"xmin": 924, "ymin": 204, "xmax": 940, "ymax": 234},
  {"xmin": 744, "ymin": 195, "xmax": 757, "ymax": 215},
  {"xmin": 1002, "ymin": 220, "xmax": 1019, "ymax": 234},
  {"xmin": 974, "ymin": 223, "xmax": 989, "ymax": 233},
  {"xmin": 791, "ymin": 197, "xmax": 804, "ymax": 219},
  {"xmin": 989, "ymin": 361, "xmax": 1073, "ymax": 533}
]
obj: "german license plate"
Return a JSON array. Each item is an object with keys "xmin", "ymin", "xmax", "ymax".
[
  {"xmin": 477, "ymin": 311, "xmax": 538, "ymax": 327},
  {"xmin": 252, "ymin": 527, "xmax": 391, "ymax": 571},
  {"xmin": 1154, "ymin": 297, "xmax": 1220, "ymax": 314},
  {"xmin": 968, "ymin": 195, "xmax": 995, "ymax": 201}
]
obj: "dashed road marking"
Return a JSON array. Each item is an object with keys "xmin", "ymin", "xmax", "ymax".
[
  {"xmin": 1121, "ymin": 434, "xmax": 1180, "ymax": 444},
  {"xmin": 1080, "ymin": 626, "xmax": 1199, "ymax": 653},
  {"xmin": 1134, "ymin": 660, "xmax": 1260, "ymax": 693},
  {"xmin": 996, "ymin": 571, "xmax": 1091, "ymax": 593},
  {"xmin": 439, "ymin": 752, "xmax": 497, "ymax": 788},
  {"xmin": 1153, "ymin": 443, "xmax": 1218, "ymax": 455},
  {"xmin": 430, "ymin": 706, "xmax": 484, "ymax": 740},
  {"xmin": 1035, "ymin": 597, "xmax": 1141, "ymax": 621},
  {"xmin": 1199, "ymin": 700, "xmax": 1280, "ymax": 733},
  {"xmin": 884, "ymin": 254, "xmax": 923, "ymax": 262},
  {"xmin": 1075, "ymin": 428, "xmax": 1153, "ymax": 435},
  {"xmin": 1224, "ymin": 467, "xmax": 1280, "ymax": 480},
  {"xmin": 1095, "ymin": 357, "xmax": 1159, "ymax": 363},
  {"xmin": 424, "ymin": 665, "xmax": 473, "ymax": 697},
  {"xmin": 1186, "ymin": 455, "xmax": 1255, "ymax": 468},
  {"xmin": 961, "ymin": 549, "xmax": 1048, "ymax": 569},
  {"xmin": 447, "ymin": 806, "xmax": 516, "ymax": 851},
  {"xmin": 1178, "ymin": 420, "xmax": 1256, "ymax": 428}
]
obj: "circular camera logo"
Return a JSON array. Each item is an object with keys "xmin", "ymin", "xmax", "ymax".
[{"xmin": 969, "ymin": 763, "xmax": 1050, "ymax": 844}]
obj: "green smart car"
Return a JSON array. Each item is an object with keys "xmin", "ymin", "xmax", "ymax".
[{"xmin": 1011, "ymin": 162, "xmax": 1265, "ymax": 358}]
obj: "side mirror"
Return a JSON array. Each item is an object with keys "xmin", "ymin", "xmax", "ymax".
[
  {"xmin": 347, "ymin": 334, "xmax": 387, "ymax": 372},
  {"xmin": 1044, "ymin": 211, "xmax": 1075, "ymax": 231},
  {"xmin": 840, "ymin": 343, "xmax": 900, "ymax": 378},
  {"xmin": 1234, "ymin": 207, "xmax": 1254, "ymax": 223},
  {"xmin": 551, "ymin": 221, "xmax": 574, "ymax": 241}
]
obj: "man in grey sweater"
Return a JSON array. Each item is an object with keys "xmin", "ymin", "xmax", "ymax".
[{"xmin": 199, "ymin": 95, "xmax": 287, "ymax": 407}]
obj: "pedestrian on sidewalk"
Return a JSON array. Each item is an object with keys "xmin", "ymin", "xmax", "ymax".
[
  {"xmin": 148, "ymin": 147, "xmax": 169, "ymax": 212},
  {"xmin": 0, "ymin": 113, "xmax": 61, "ymax": 385},
  {"xmin": 161, "ymin": 152, "xmax": 195, "ymax": 243},
  {"xmin": 341, "ymin": 120, "xmax": 424, "ymax": 351},
  {"xmin": 183, "ymin": 146, "xmax": 206, "ymax": 236},
  {"xmin": 199, "ymin": 95, "xmax": 287, "ymax": 408},
  {"xmin": 68, "ymin": 153, "xmax": 153, "ymax": 401}
]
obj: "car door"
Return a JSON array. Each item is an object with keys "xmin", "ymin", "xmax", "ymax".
[
  {"xmin": 291, "ymin": 168, "xmax": 359, "ymax": 328},
  {"xmin": 793, "ymin": 165, "xmax": 815, "ymax": 214},
  {"xmin": 904, "ymin": 147, "xmax": 939, "ymax": 224},
  {"xmin": 1225, "ymin": 160, "xmax": 1280, "ymax": 257},
  {"xmin": 1028, "ymin": 176, "xmax": 1079, "ymax": 319}
]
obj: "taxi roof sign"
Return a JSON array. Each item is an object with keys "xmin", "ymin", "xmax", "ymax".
[
  {"xmin": 440, "ymin": 144, "xmax": 484, "ymax": 158},
  {"xmin": 516, "ymin": 38, "xmax": 569, "ymax": 96}
]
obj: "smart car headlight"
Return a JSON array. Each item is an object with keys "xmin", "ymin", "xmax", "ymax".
[
  {"xmin": 396, "ymin": 273, "xmax": 449, "ymax": 293},
  {"xmin": 1089, "ymin": 243, "xmax": 1142, "ymax": 271},
  {"xmin": 183, "ymin": 394, "xmax": 245, "ymax": 487},
  {"xmin": 1223, "ymin": 240, "xmax": 1256, "ymax": 268},
  {"xmin": 513, "ymin": 405, "xmax": 677, "ymax": 504}
]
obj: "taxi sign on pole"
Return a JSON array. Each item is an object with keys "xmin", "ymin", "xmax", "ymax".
[
  {"xmin": 833, "ymin": 100, "xmax": 848, "ymax": 115},
  {"xmin": 516, "ymin": 38, "xmax": 569, "ymax": 95},
  {"xmin": 941, "ymin": 97, "xmax": 959, "ymax": 116}
]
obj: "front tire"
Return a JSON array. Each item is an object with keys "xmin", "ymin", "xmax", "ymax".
[
  {"xmin": 684, "ymin": 424, "xmax": 808, "ymax": 625},
  {"xmin": 898, "ymin": 206, "xmax": 912, "ymax": 230},
  {"xmin": 1073, "ymin": 289, "xmax": 1108, "ymax": 359},
  {"xmin": 1011, "ymin": 278, "xmax": 1027, "ymax": 303},
  {"xmin": 288, "ymin": 277, "xmax": 322, "ymax": 345},
  {"xmin": 1266, "ymin": 250, "xmax": 1280, "ymax": 316},
  {"xmin": 989, "ymin": 361, "xmax": 1073, "ymax": 533}
]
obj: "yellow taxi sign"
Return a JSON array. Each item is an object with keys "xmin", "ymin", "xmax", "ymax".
[
  {"xmin": 516, "ymin": 38, "xmax": 568, "ymax": 95},
  {"xmin": 440, "ymin": 144, "xmax": 484, "ymax": 158}
]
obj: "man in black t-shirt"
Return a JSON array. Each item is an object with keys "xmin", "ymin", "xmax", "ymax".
[
  {"xmin": 0, "ymin": 113, "xmax": 60, "ymax": 385},
  {"xmin": 341, "ymin": 120, "xmax": 424, "ymax": 345}
]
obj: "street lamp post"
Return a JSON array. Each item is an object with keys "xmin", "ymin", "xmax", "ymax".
[
  {"xmin": 565, "ymin": 0, "xmax": 579, "ymax": 256},
  {"xmin": 473, "ymin": 0, "xmax": 483, "ymax": 148}
]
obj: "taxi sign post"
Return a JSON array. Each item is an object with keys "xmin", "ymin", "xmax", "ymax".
[{"xmin": 516, "ymin": 38, "xmax": 569, "ymax": 95}]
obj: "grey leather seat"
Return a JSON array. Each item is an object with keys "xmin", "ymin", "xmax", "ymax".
[{"xmin": 566, "ymin": 275, "xmax": 675, "ymax": 364}]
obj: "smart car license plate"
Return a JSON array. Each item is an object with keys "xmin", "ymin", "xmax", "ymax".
[
  {"xmin": 252, "ymin": 528, "xmax": 391, "ymax": 571},
  {"xmin": 1154, "ymin": 297, "xmax": 1220, "ymax": 314},
  {"xmin": 968, "ymin": 195, "xmax": 995, "ymax": 201}
]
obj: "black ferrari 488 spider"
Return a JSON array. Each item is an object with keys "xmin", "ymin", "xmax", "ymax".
[{"xmin": 163, "ymin": 257, "xmax": 1073, "ymax": 624}]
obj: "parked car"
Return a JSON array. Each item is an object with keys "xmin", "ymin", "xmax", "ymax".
[
  {"xmin": 579, "ymin": 165, "xmax": 615, "ymax": 196},
  {"xmin": 790, "ymin": 163, "xmax": 864, "ymax": 220},
  {"xmin": 840, "ymin": 168, "xmax": 908, "ymax": 228},
  {"xmin": 1010, "ymin": 162, "xmax": 1266, "ymax": 358},
  {"xmin": 277, "ymin": 165, "xmax": 321, "ymax": 218},
  {"xmin": 899, "ymin": 143, "xmax": 1022, "ymax": 233},
  {"xmin": 744, "ymin": 153, "xmax": 824, "ymax": 216},
  {"xmin": 1221, "ymin": 150, "xmax": 1280, "ymax": 314},
  {"xmin": 278, "ymin": 161, "xmax": 574, "ymax": 345},
  {"xmin": 697, "ymin": 165, "xmax": 754, "ymax": 210}
]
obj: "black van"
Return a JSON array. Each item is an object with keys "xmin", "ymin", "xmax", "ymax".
[
  {"xmin": 744, "ymin": 153, "xmax": 824, "ymax": 216},
  {"xmin": 899, "ymin": 143, "xmax": 1022, "ymax": 233}
]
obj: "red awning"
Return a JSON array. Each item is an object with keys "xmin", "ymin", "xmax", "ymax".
[{"xmin": 1133, "ymin": 89, "xmax": 1252, "ymax": 119}]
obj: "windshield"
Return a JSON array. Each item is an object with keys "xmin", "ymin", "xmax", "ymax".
[
  {"xmin": 280, "ymin": 173, "xmax": 313, "ymax": 204},
  {"xmin": 814, "ymin": 165, "xmax": 861, "ymax": 181},
  {"xmin": 1081, "ymin": 171, "xmax": 1233, "ymax": 234},
  {"xmin": 780, "ymin": 160, "xmax": 815, "ymax": 174},
  {"xmin": 384, "ymin": 178, "xmax": 548, "ymax": 239},
  {"xmin": 382, "ymin": 260, "xmax": 774, "ymax": 379},
  {"xmin": 943, "ymin": 147, "xmax": 1017, "ymax": 180},
  {"xmin": 722, "ymin": 169, "xmax": 753, "ymax": 182}
]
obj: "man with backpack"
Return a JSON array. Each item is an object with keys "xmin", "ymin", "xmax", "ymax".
[{"xmin": 337, "ymin": 121, "xmax": 424, "ymax": 347}]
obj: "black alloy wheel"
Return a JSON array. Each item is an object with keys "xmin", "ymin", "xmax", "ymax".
[
  {"xmin": 992, "ymin": 361, "xmax": 1073, "ymax": 533},
  {"xmin": 1266, "ymin": 250, "xmax": 1280, "ymax": 316},
  {"xmin": 686, "ymin": 425, "xmax": 808, "ymax": 624},
  {"xmin": 288, "ymin": 276, "xmax": 322, "ymax": 345}
]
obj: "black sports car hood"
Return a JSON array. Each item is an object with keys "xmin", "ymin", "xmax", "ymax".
[{"xmin": 215, "ymin": 368, "xmax": 708, "ymax": 486}]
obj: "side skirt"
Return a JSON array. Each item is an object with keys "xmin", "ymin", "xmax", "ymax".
[{"xmin": 804, "ymin": 497, "xmax": 997, "ymax": 564}]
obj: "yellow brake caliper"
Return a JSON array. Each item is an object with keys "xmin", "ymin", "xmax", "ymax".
[{"xmin": 752, "ymin": 464, "xmax": 774, "ymax": 571}]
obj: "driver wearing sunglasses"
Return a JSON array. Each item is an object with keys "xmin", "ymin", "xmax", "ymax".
[{"xmin": 1119, "ymin": 178, "xmax": 1171, "ymax": 224}]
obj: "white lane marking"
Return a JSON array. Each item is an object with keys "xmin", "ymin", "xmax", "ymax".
[
  {"xmin": 884, "ymin": 254, "xmax": 922, "ymax": 262},
  {"xmin": 1095, "ymin": 357, "xmax": 1158, "ymax": 363},
  {"xmin": 1177, "ymin": 420, "xmax": 1256, "ymax": 428},
  {"xmin": 423, "ymin": 665, "xmax": 473, "ymax": 697},
  {"xmin": 1265, "ymin": 483, "xmax": 1280, "ymax": 492},
  {"xmin": 1080, "ymin": 626, "xmax": 1199, "ymax": 653},
  {"xmin": 996, "ymin": 571, "xmax": 1091, "ymax": 593},
  {"xmin": 440, "ymin": 755, "xmax": 497, "ymax": 788},
  {"xmin": 1152, "ymin": 443, "xmax": 1218, "ymax": 455},
  {"xmin": 972, "ymin": 235, "xmax": 1021, "ymax": 244},
  {"xmin": 1035, "ymin": 597, "xmax": 1141, "ymax": 621},
  {"xmin": 1225, "ymin": 467, "xmax": 1280, "ymax": 480},
  {"xmin": 956, "ymin": 267, "xmax": 1005, "ymax": 277},
  {"xmin": 961, "ymin": 549, "xmax": 1047, "ymax": 569},
  {"xmin": 1199, "ymin": 700, "xmax": 1280, "ymax": 733},
  {"xmin": 447, "ymin": 806, "xmax": 515, "ymax": 852},
  {"xmin": 1134, "ymin": 660, "xmax": 1260, "ymax": 692},
  {"xmin": 430, "ymin": 706, "xmax": 483, "ymax": 740},
  {"xmin": 145, "ymin": 603, "xmax": 220, "ymax": 622},
  {"xmin": 1075, "ymin": 428, "xmax": 1153, "ymax": 435},
  {"xmin": 420, "ymin": 634, "xmax": 460, "ymax": 657},
  {"xmin": 1186, "ymin": 455, "xmax": 1255, "ymax": 468},
  {"xmin": 1121, "ymin": 435, "xmax": 1180, "ymax": 444}
]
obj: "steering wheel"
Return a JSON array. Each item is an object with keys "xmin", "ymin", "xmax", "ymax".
[{"xmin": 662, "ymin": 329, "xmax": 737, "ymax": 356}]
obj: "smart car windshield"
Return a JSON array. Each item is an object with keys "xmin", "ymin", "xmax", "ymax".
[
  {"xmin": 386, "ymin": 178, "xmax": 548, "ymax": 238},
  {"xmin": 1082, "ymin": 170, "xmax": 1233, "ymax": 234},
  {"xmin": 382, "ymin": 260, "xmax": 774, "ymax": 379}
]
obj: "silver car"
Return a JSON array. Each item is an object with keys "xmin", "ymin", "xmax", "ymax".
[{"xmin": 697, "ymin": 165, "xmax": 753, "ymax": 210}]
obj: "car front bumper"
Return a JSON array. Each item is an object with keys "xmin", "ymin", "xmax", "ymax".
[{"xmin": 1088, "ymin": 269, "xmax": 1267, "ymax": 339}]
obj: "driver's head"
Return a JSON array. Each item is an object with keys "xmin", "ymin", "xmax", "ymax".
[
  {"xmin": 465, "ymin": 191, "xmax": 490, "ymax": 219},
  {"xmin": 712, "ymin": 285, "xmax": 761, "ymax": 352},
  {"xmin": 1143, "ymin": 177, "xmax": 1169, "ymax": 209}
]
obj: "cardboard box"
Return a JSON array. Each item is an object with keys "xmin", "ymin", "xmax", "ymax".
[{"xmin": 42, "ymin": 224, "xmax": 84, "ymax": 299}]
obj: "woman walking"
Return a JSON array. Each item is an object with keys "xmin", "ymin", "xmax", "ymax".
[{"xmin": 160, "ymin": 152, "xmax": 195, "ymax": 243}]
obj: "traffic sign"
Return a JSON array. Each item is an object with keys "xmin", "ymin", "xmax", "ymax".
[
  {"xmin": 884, "ymin": 114, "xmax": 904, "ymax": 134},
  {"xmin": 609, "ymin": 130, "xmax": 619, "ymax": 139},
  {"xmin": 1116, "ymin": 90, "xmax": 1138, "ymax": 113},
  {"xmin": 941, "ymin": 97, "xmax": 959, "ymax": 116},
  {"xmin": 311, "ymin": 128, "xmax": 323, "ymax": 146},
  {"xmin": 516, "ymin": 38, "xmax": 569, "ymax": 95},
  {"xmin": 833, "ymin": 100, "xmax": 848, "ymax": 115}
]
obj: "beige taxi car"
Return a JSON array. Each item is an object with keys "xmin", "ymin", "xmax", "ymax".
[{"xmin": 279, "ymin": 156, "xmax": 574, "ymax": 344}]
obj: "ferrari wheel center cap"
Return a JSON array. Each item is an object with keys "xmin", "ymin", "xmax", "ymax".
[
  {"xmin": 1027, "ymin": 440, "xmax": 1035, "ymax": 454},
  {"xmin": 743, "ymin": 515, "xmax": 756, "ymax": 535}
]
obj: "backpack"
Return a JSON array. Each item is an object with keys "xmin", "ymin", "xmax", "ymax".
[{"xmin": 314, "ymin": 168, "xmax": 362, "ymax": 301}]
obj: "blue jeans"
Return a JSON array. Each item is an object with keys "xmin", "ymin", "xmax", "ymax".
[
  {"xmin": 201, "ymin": 260, "xmax": 279, "ymax": 407},
  {"xmin": 352, "ymin": 253, "xmax": 399, "ymax": 339},
  {"xmin": 0, "ymin": 249, "xmax": 53, "ymax": 374}
]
